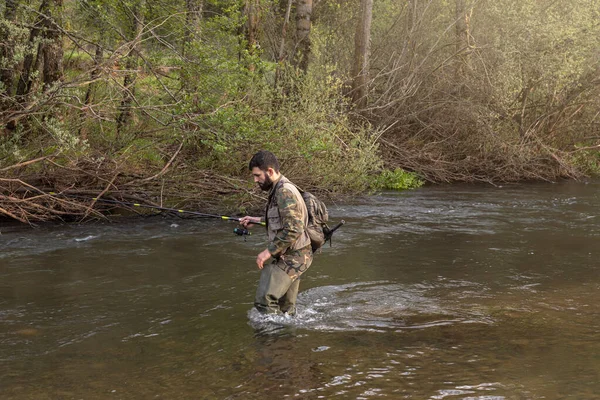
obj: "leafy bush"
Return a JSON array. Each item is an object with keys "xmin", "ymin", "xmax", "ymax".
[
  {"xmin": 372, "ymin": 168, "xmax": 424, "ymax": 190},
  {"xmin": 570, "ymin": 149, "xmax": 600, "ymax": 176}
]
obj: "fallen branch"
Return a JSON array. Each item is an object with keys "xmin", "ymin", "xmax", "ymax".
[
  {"xmin": 0, "ymin": 155, "xmax": 53, "ymax": 172},
  {"xmin": 80, "ymin": 173, "xmax": 120, "ymax": 221}
]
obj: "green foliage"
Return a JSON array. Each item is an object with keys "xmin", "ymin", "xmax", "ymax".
[
  {"xmin": 180, "ymin": 59, "xmax": 383, "ymax": 191},
  {"xmin": 371, "ymin": 168, "xmax": 424, "ymax": 191},
  {"xmin": 570, "ymin": 149, "xmax": 600, "ymax": 176},
  {"xmin": 6, "ymin": 0, "xmax": 600, "ymax": 210},
  {"xmin": 44, "ymin": 118, "xmax": 87, "ymax": 153},
  {"xmin": 480, "ymin": 0, "xmax": 600, "ymax": 104},
  {"xmin": 63, "ymin": 49, "xmax": 94, "ymax": 70},
  {"xmin": 0, "ymin": 18, "xmax": 29, "ymax": 66},
  {"xmin": 119, "ymin": 138, "xmax": 166, "ymax": 168},
  {"xmin": 268, "ymin": 70, "xmax": 382, "ymax": 192},
  {"xmin": 0, "ymin": 129, "xmax": 25, "ymax": 164}
]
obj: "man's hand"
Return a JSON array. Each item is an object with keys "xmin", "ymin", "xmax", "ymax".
[
  {"xmin": 256, "ymin": 248, "xmax": 272, "ymax": 269},
  {"xmin": 239, "ymin": 216, "xmax": 261, "ymax": 228}
]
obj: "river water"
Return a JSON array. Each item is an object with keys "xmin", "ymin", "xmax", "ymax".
[{"xmin": 1, "ymin": 180, "xmax": 599, "ymax": 399}]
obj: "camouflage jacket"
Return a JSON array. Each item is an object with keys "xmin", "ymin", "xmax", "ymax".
[{"xmin": 263, "ymin": 175, "xmax": 311, "ymax": 258}]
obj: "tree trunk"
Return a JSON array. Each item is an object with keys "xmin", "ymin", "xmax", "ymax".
[
  {"xmin": 295, "ymin": 0, "xmax": 312, "ymax": 72},
  {"xmin": 1, "ymin": 0, "xmax": 18, "ymax": 101},
  {"xmin": 274, "ymin": 0, "xmax": 293, "ymax": 86},
  {"xmin": 351, "ymin": 0, "xmax": 373, "ymax": 110},
  {"xmin": 79, "ymin": 44, "xmax": 103, "ymax": 138},
  {"xmin": 455, "ymin": 0, "xmax": 472, "ymax": 77},
  {"xmin": 16, "ymin": 0, "xmax": 49, "ymax": 98},
  {"xmin": 406, "ymin": 0, "xmax": 420, "ymax": 54},
  {"xmin": 116, "ymin": 1, "xmax": 145, "ymax": 135},
  {"xmin": 407, "ymin": 0, "xmax": 418, "ymax": 31},
  {"xmin": 243, "ymin": 0, "xmax": 260, "ymax": 71},
  {"xmin": 277, "ymin": 0, "xmax": 293, "ymax": 63},
  {"xmin": 183, "ymin": 0, "xmax": 203, "ymax": 54},
  {"xmin": 84, "ymin": 45, "xmax": 103, "ymax": 107},
  {"xmin": 41, "ymin": 0, "xmax": 64, "ymax": 92}
]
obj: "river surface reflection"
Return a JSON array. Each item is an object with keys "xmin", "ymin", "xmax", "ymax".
[{"xmin": 1, "ymin": 180, "xmax": 599, "ymax": 399}]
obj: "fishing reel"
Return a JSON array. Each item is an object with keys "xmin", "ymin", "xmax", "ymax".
[
  {"xmin": 233, "ymin": 227, "xmax": 251, "ymax": 241},
  {"xmin": 233, "ymin": 227, "xmax": 250, "ymax": 236}
]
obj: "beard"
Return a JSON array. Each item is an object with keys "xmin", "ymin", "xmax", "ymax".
[{"xmin": 259, "ymin": 175, "xmax": 273, "ymax": 191}]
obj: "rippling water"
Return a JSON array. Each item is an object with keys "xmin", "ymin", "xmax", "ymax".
[{"xmin": 1, "ymin": 180, "xmax": 599, "ymax": 399}]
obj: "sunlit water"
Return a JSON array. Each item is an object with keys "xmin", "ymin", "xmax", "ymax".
[{"xmin": 1, "ymin": 180, "xmax": 599, "ymax": 399}]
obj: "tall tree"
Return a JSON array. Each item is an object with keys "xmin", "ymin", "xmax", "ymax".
[
  {"xmin": 41, "ymin": 0, "xmax": 64, "ymax": 91},
  {"xmin": 275, "ymin": 0, "xmax": 293, "ymax": 86},
  {"xmin": 294, "ymin": 0, "xmax": 312, "ymax": 72},
  {"xmin": 184, "ymin": 0, "xmax": 203, "ymax": 54},
  {"xmin": 406, "ymin": 0, "xmax": 423, "ymax": 54},
  {"xmin": 83, "ymin": 45, "xmax": 103, "ymax": 108},
  {"xmin": 351, "ymin": 0, "xmax": 373, "ymax": 110},
  {"xmin": 455, "ymin": 0, "xmax": 472, "ymax": 77},
  {"xmin": 277, "ymin": 0, "xmax": 293, "ymax": 63},
  {"xmin": 9, "ymin": 0, "xmax": 63, "ymax": 129},
  {"xmin": 116, "ymin": 0, "xmax": 145, "ymax": 135},
  {"xmin": 15, "ymin": 0, "xmax": 49, "ymax": 99},
  {"xmin": 79, "ymin": 44, "xmax": 103, "ymax": 138},
  {"xmin": 244, "ymin": 0, "xmax": 260, "ymax": 71},
  {"xmin": 0, "ymin": 0, "xmax": 18, "ymax": 102}
]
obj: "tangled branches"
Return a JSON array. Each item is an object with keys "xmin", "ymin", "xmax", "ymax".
[
  {"xmin": 379, "ymin": 107, "xmax": 586, "ymax": 184},
  {"xmin": 0, "ymin": 154, "xmax": 263, "ymax": 225}
]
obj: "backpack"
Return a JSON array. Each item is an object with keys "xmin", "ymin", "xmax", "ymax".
[
  {"xmin": 297, "ymin": 189, "xmax": 330, "ymax": 253},
  {"xmin": 270, "ymin": 180, "xmax": 332, "ymax": 253}
]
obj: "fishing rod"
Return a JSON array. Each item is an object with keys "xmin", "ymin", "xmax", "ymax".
[
  {"xmin": 48, "ymin": 192, "xmax": 264, "ymax": 235},
  {"xmin": 48, "ymin": 192, "xmax": 345, "ymax": 242}
]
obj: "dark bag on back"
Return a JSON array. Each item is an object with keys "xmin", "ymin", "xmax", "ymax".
[
  {"xmin": 298, "ymin": 190, "xmax": 329, "ymax": 253},
  {"xmin": 270, "ymin": 179, "xmax": 332, "ymax": 253}
]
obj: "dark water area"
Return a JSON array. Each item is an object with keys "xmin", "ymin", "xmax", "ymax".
[{"xmin": 1, "ymin": 180, "xmax": 599, "ymax": 399}]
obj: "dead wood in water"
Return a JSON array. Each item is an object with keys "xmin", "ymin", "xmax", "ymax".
[{"xmin": 0, "ymin": 155, "xmax": 261, "ymax": 225}]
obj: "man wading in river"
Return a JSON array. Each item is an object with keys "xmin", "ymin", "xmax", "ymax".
[{"xmin": 240, "ymin": 151, "xmax": 313, "ymax": 316}]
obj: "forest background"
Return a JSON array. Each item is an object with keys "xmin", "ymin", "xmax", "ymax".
[{"xmin": 1, "ymin": 0, "xmax": 600, "ymax": 223}]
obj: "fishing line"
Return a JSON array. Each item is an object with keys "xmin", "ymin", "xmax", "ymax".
[{"xmin": 48, "ymin": 192, "xmax": 265, "ymax": 232}]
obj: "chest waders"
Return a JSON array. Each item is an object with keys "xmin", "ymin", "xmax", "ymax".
[{"xmin": 254, "ymin": 178, "xmax": 313, "ymax": 315}]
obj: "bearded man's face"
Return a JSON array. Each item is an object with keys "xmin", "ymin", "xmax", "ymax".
[{"xmin": 251, "ymin": 167, "xmax": 274, "ymax": 191}]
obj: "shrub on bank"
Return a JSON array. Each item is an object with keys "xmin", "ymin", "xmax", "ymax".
[{"xmin": 372, "ymin": 169, "xmax": 424, "ymax": 191}]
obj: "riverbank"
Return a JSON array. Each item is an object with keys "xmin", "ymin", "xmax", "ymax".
[
  {"xmin": 2, "ymin": 0, "xmax": 599, "ymax": 225},
  {"xmin": 2, "ymin": 143, "xmax": 597, "ymax": 225}
]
